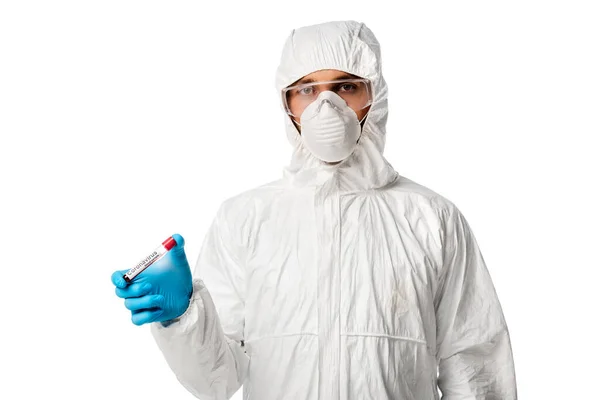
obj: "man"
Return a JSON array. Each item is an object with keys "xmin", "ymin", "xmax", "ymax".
[{"xmin": 111, "ymin": 20, "xmax": 518, "ymax": 399}]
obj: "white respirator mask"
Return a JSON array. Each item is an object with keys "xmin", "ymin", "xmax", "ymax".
[{"xmin": 297, "ymin": 91, "xmax": 368, "ymax": 163}]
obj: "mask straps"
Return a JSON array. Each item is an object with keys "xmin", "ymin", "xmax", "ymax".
[
  {"xmin": 355, "ymin": 111, "xmax": 369, "ymax": 143},
  {"xmin": 358, "ymin": 111, "xmax": 369, "ymax": 124}
]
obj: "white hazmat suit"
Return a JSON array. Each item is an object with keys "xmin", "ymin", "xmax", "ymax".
[{"xmin": 151, "ymin": 20, "xmax": 518, "ymax": 400}]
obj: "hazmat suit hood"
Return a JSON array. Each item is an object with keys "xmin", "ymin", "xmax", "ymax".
[{"xmin": 275, "ymin": 20, "xmax": 399, "ymax": 193}]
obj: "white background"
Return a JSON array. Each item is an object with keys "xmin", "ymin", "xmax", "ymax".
[{"xmin": 1, "ymin": 1, "xmax": 598, "ymax": 399}]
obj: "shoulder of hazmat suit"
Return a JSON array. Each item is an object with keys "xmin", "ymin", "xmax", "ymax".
[{"xmin": 150, "ymin": 20, "xmax": 518, "ymax": 400}]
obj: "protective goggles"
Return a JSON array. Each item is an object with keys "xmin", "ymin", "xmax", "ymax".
[{"xmin": 282, "ymin": 78, "xmax": 373, "ymax": 119}]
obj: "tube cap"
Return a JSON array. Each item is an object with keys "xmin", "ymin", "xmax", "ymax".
[{"xmin": 162, "ymin": 236, "xmax": 176, "ymax": 251}]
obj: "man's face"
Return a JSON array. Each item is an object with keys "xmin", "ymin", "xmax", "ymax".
[{"xmin": 285, "ymin": 69, "xmax": 371, "ymax": 134}]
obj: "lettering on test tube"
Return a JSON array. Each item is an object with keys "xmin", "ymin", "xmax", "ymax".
[{"xmin": 123, "ymin": 236, "xmax": 177, "ymax": 283}]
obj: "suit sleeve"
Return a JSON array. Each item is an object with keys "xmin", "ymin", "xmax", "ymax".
[
  {"xmin": 434, "ymin": 204, "xmax": 517, "ymax": 399},
  {"xmin": 150, "ymin": 207, "xmax": 249, "ymax": 400}
]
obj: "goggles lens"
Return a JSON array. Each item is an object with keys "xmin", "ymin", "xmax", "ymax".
[{"xmin": 282, "ymin": 78, "xmax": 373, "ymax": 118}]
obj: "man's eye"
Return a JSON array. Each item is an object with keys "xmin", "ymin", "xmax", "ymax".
[
  {"xmin": 338, "ymin": 83, "xmax": 357, "ymax": 92},
  {"xmin": 297, "ymin": 87, "xmax": 314, "ymax": 95}
]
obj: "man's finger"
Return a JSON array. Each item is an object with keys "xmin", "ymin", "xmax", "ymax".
[
  {"xmin": 131, "ymin": 308, "xmax": 164, "ymax": 326},
  {"xmin": 115, "ymin": 282, "xmax": 152, "ymax": 299},
  {"xmin": 124, "ymin": 295, "xmax": 164, "ymax": 311}
]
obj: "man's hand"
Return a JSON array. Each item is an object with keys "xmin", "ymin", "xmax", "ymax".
[{"xmin": 111, "ymin": 233, "xmax": 193, "ymax": 325}]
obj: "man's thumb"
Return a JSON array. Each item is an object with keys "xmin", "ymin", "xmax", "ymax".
[{"xmin": 170, "ymin": 233, "xmax": 186, "ymax": 254}]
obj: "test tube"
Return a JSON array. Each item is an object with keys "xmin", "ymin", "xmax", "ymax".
[{"xmin": 123, "ymin": 236, "xmax": 177, "ymax": 283}]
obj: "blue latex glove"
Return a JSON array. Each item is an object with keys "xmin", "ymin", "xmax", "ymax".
[{"xmin": 111, "ymin": 233, "xmax": 193, "ymax": 326}]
